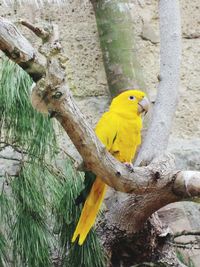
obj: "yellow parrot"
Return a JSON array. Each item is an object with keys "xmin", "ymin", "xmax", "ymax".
[{"xmin": 72, "ymin": 90, "xmax": 149, "ymax": 245}]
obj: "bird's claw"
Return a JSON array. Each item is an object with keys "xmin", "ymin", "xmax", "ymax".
[{"xmin": 124, "ymin": 162, "xmax": 134, "ymax": 173}]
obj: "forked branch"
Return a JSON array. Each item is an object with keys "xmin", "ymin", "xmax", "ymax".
[
  {"xmin": 135, "ymin": 0, "xmax": 181, "ymax": 166},
  {"xmin": 0, "ymin": 1, "xmax": 199, "ymax": 203}
]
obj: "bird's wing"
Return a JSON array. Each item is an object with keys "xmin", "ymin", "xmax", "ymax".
[
  {"xmin": 74, "ymin": 111, "xmax": 119, "ymax": 205},
  {"xmin": 95, "ymin": 111, "xmax": 119, "ymax": 152}
]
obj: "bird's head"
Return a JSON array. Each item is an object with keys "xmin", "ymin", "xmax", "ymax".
[{"xmin": 110, "ymin": 89, "xmax": 150, "ymax": 118}]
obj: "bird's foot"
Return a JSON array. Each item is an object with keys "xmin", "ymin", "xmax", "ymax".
[{"xmin": 124, "ymin": 162, "xmax": 134, "ymax": 173}]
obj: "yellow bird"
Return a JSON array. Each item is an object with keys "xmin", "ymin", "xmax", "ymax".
[{"xmin": 72, "ymin": 90, "xmax": 149, "ymax": 245}]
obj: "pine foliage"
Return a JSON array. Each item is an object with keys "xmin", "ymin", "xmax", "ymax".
[
  {"xmin": 0, "ymin": 59, "xmax": 106, "ymax": 267},
  {"xmin": 52, "ymin": 163, "xmax": 106, "ymax": 267},
  {"xmin": 11, "ymin": 164, "xmax": 51, "ymax": 267},
  {"xmin": 0, "ymin": 59, "xmax": 56, "ymax": 159}
]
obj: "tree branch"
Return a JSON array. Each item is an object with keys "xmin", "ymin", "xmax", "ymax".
[
  {"xmin": 135, "ymin": 0, "xmax": 181, "ymax": 166},
  {"xmin": 0, "ymin": 16, "xmax": 46, "ymax": 82},
  {"xmin": 0, "ymin": 155, "xmax": 21, "ymax": 161},
  {"xmin": 20, "ymin": 19, "xmax": 50, "ymax": 41},
  {"xmin": 174, "ymin": 230, "xmax": 200, "ymax": 238},
  {"xmin": 1, "ymin": 15, "xmax": 200, "ymax": 201},
  {"xmin": 170, "ymin": 242, "xmax": 200, "ymax": 250}
]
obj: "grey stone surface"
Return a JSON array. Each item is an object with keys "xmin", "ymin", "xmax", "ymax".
[
  {"xmin": 0, "ymin": 147, "xmax": 21, "ymax": 176},
  {"xmin": 169, "ymin": 138, "xmax": 200, "ymax": 171},
  {"xmin": 141, "ymin": 22, "xmax": 159, "ymax": 44}
]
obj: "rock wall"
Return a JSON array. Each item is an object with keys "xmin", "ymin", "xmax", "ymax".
[{"xmin": 1, "ymin": 0, "xmax": 199, "ymax": 143}]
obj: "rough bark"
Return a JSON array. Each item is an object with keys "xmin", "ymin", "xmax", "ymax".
[
  {"xmin": 98, "ymin": 213, "xmax": 184, "ymax": 267},
  {"xmin": 135, "ymin": 0, "xmax": 181, "ymax": 166},
  {"xmin": 0, "ymin": 17, "xmax": 46, "ymax": 82},
  {"xmin": 90, "ymin": 0, "xmax": 145, "ymax": 96}
]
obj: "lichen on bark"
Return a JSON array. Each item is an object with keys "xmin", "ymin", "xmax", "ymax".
[{"xmin": 91, "ymin": 0, "xmax": 145, "ymax": 96}]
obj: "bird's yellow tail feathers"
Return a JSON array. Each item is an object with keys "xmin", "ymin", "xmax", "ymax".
[{"xmin": 72, "ymin": 177, "xmax": 107, "ymax": 245}]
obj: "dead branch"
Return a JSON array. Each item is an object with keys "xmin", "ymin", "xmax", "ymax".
[
  {"xmin": 0, "ymin": 153, "xmax": 67, "ymax": 183},
  {"xmin": 0, "ymin": 141, "xmax": 28, "ymax": 154},
  {"xmin": 0, "ymin": 17, "xmax": 46, "ymax": 82},
  {"xmin": 20, "ymin": 19, "xmax": 50, "ymax": 41}
]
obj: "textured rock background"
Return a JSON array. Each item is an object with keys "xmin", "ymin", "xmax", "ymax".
[{"xmin": 0, "ymin": 0, "xmax": 200, "ymax": 265}]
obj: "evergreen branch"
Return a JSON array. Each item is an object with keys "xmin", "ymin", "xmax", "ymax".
[
  {"xmin": 11, "ymin": 165, "xmax": 52, "ymax": 266},
  {"xmin": 0, "ymin": 55, "xmax": 105, "ymax": 266},
  {"xmin": 0, "ymin": 154, "xmax": 67, "ymax": 182},
  {"xmin": 0, "ymin": 139, "xmax": 76, "ymax": 166},
  {"xmin": 0, "ymin": 59, "xmax": 57, "ymax": 159},
  {"xmin": 0, "ymin": 232, "xmax": 8, "ymax": 266}
]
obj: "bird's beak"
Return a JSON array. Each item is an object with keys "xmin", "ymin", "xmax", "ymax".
[{"xmin": 138, "ymin": 96, "xmax": 150, "ymax": 114}]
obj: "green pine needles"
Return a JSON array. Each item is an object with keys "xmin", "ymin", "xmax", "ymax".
[
  {"xmin": 0, "ymin": 59, "xmax": 106, "ymax": 267},
  {"xmin": 0, "ymin": 59, "xmax": 56, "ymax": 158},
  {"xmin": 11, "ymin": 164, "xmax": 51, "ymax": 267},
  {"xmin": 52, "ymin": 163, "xmax": 106, "ymax": 267}
]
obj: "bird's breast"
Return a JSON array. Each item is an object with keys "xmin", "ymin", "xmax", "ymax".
[{"xmin": 110, "ymin": 118, "xmax": 142, "ymax": 163}]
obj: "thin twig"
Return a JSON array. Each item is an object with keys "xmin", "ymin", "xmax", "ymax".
[
  {"xmin": 131, "ymin": 262, "xmax": 161, "ymax": 267},
  {"xmin": 169, "ymin": 242, "xmax": 200, "ymax": 250},
  {"xmin": 0, "ymin": 155, "xmax": 67, "ymax": 182},
  {"xmin": 0, "ymin": 141, "xmax": 28, "ymax": 154},
  {"xmin": 0, "ymin": 155, "xmax": 21, "ymax": 161},
  {"xmin": 174, "ymin": 240, "xmax": 199, "ymax": 246},
  {"xmin": 174, "ymin": 230, "xmax": 200, "ymax": 238},
  {"xmin": 0, "ymin": 140, "xmax": 77, "ymax": 163},
  {"xmin": 20, "ymin": 19, "xmax": 50, "ymax": 41}
]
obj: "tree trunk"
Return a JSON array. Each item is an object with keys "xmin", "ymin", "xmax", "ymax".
[
  {"xmin": 91, "ymin": 0, "xmax": 182, "ymax": 266},
  {"xmin": 90, "ymin": 0, "xmax": 145, "ymax": 96},
  {"xmin": 98, "ymin": 212, "xmax": 185, "ymax": 267}
]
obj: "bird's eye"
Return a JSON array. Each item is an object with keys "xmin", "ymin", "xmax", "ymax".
[{"xmin": 129, "ymin": 96, "xmax": 135, "ymax": 100}]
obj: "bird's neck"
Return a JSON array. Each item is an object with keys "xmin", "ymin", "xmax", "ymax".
[{"xmin": 110, "ymin": 108, "xmax": 141, "ymax": 121}]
